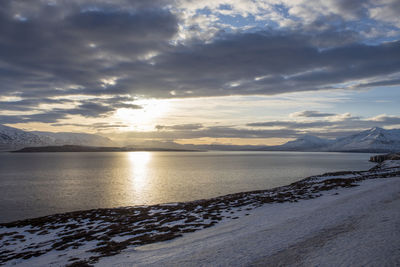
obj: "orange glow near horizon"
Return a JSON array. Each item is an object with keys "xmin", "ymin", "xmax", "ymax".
[{"xmin": 175, "ymin": 137, "xmax": 293, "ymax": 146}]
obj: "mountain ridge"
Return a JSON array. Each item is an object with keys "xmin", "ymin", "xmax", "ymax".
[
  {"xmin": 262, "ymin": 127, "xmax": 400, "ymax": 153},
  {"xmin": 0, "ymin": 124, "xmax": 113, "ymax": 151},
  {"xmin": 1, "ymin": 124, "xmax": 400, "ymax": 152}
]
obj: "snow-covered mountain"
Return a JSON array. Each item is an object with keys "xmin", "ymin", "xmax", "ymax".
[
  {"xmin": 0, "ymin": 124, "xmax": 114, "ymax": 151},
  {"xmin": 32, "ymin": 131, "xmax": 114, "ymax": 147},
  {"xmin": 328, "ymin": 127, "xmax": 400, "ymax": 152},
  {"xmin": 270, "ymin": 127, "xmax": 400, "ymax": 152},
  {"xmin": 0, "ymin": 124, "xmax": 49, "ymax": 150},
  {"xmin": 277, "ymin": 135, "xmax": 334, "ymax": 151}
]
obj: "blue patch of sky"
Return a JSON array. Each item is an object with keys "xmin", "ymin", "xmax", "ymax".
[
  {"xmin": 196, "ymin": 7, "xmax": 213, "ymax": 16},
  {"xmin": 272, "ymin": 4, "xmax": 291, "ymax": 19},
  {"xmin": 333, "ymin": 86, "xmax": 400, "ymax": 117},
  {"xmin": 196, "ymin": 6, "xmax": 280, "ymax": 32},
  {"xmin": 218, "ymin": 4, "xmax": 232, "ymax": 11},
  {"xmin": 217, "ymin": 13, "xmax": 260, "ymax": 28},
  {"xmin": 269, "ymin": 4, "xmax": 303, "ymax": 26}
]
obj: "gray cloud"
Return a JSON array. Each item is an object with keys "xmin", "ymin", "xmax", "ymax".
[
  {"xmin": 355, "ymin": 78, "xmax": 400, "ymax": 88},
  {"xmin": 0, "ymin": 1, "xmax": 178, "ymax": 98},
  {"xmin": 0, "ymin": 112, "xmax": 68, "ymax": 124},
  {"xmin": 291, "ymin": 111, "xmax": 336, "ymax": 118},
  {"xmin": 155, "ymin": 124, "xmax": 204, "ymax": 131},
  {"xmin": 0, "ymin": 96, "xmax": 141, "ymax": 123},
  {"xmin": 0, "ymin": 98, "xmax": 73, "ymax": 111},
  {"xmin": 247, "ymin": 121, "xmax": 333, "ymax": 128},
  {"xmin": 246, "ymin": 114, "xmax": 400, "ymax": 138},
  {"xmin": 51, "ymin": 122, "xmax": 129, "ymax": 130},
  {"xmin": 102, "ymin": 32, "xmax": 400, "ymax": 99},
  {"xmin": 0, "ymin": 1, "xmax": 399, "ymax": 124}
]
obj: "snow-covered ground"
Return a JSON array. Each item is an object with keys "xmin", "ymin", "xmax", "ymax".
[
  {"xmin": 97, "ymin": 177, "xmax": 400, "ymax": 267},
  {"xmin": 1, "ymin": 160, "xmax": 400, "ymax": 267}
]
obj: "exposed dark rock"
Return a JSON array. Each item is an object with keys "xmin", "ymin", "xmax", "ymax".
[{"xmin": 370, "ymin": 153, "xmax": 400, "ymax": 163}]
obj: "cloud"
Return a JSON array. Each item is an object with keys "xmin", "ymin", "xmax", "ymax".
[
  {"xmin": 290, "ymin": 110, "xmax": 336, "ymax": 118},
  {"xmin": 155, "ymin": 123, "xmax": 204, "ymax": 131},
  {"xmin": 247, "ymin": 121, "xmax": 333, "ymax": 128},
  {"xmin": 355, "ymin": 77, "xmax": 400, "ymax": 88},
  {"xmin": 0, "ymin": 96, "xmax": 142, "ymax": 123},
  {"xmin": 0, "ymin": 2, "xmax": 179, "ymax": 98},
  {"xmin": 369, "ymin": 0, "xmax": 400, "ymax": 28},
  {"xmin": 246, "ymin": 112, "xmax": 400, "ymax": 138},
  {"xmin": 51, "ymin": 122, "xmax": 130, "ymax": 130},
  {"xmin": 0, "ymin": 0, "xmax": 399, "ymax": 125},
  {"xmin": 0, "ymin": 98, "xmax": 74, "ymax": 111},
  {"xmin": 370, "ymin": 114, "xmax": 400, "ymax": 125},
  {"xmin": 0, "ymin": 112, "xmax": 68, "ymax": 124}
]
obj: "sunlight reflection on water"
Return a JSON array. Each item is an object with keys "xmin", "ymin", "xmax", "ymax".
[{"xmin": 128, "ymin": 152, "xmax": 151, "ymax": 195}]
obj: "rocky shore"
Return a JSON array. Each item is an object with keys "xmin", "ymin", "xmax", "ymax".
[
  {"xmin": 370, "ymin": 152, "xmax": 400, "ymax": 163},
  {"xmin": 1, "ymin": 158, "xmax": 400, "ymax": 267}
]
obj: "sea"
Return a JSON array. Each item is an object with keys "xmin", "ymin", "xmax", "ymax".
[{"xmin": 0, "ymin": 151, "xmax": 376, "ymax": 223}]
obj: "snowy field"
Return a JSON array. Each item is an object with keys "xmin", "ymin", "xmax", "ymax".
[
  {"xmin": 1, "ymin": 160, "xmax": 400, "ymax": 266},
  {"xmin": 100, "ymin": 174, "xmax": 400, "ymax": 267}
]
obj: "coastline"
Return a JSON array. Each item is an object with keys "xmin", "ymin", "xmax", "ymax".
[
  {"xmin": 1, "ymin": 160, "xmax": 399, "ymax": 266},
  {"xmin": 102, "ymin": 173, "xmax": 400, "ymax": 267}
]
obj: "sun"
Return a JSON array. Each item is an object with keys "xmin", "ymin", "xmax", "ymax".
[{"xmin": 115, "ymin": 98, "xmax": 171, "ymax": 131}]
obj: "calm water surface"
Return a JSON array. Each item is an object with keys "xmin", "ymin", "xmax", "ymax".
[{"xmin": 0, "ymin": 151, "xmax": 375, "ymax": 222}]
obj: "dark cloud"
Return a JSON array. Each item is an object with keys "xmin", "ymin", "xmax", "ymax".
[
  {"xmin": 51, "ymin": 122, "xmax": 129, "ymax": 130},
  {"xmin": 67, "ymin": 98, "xmax": 141, "ymax": 117},
  {"xmin": 155, "ymin": 124, "xmax": 204, "ymax": 131},
  {"xmin": 356, "ymin": 78, "xmax": 400, "ymax": 88},
  {"xmin": 246, "ymin": 114, "xmax": 400, "ymax": 138},
  {"xmin": 97, "ymin": 32, "xmax": 400, "ymax": 98},
  {"xmin": 0, "ymin": 1, "xmax": 178, "ymax": 99},
  {"xmin": 292, "ymin": 111, "xmax": 336, "ymax": 118},
  {"xmin": 0, "ymin": 0, "xmax": 399, "ymax": 124},
  {"xmin": 247, "ymin": 121, "xmax": 333, "ymax": 128},
  {"xmin": 0, "ymin": 98, "xmax": 73, "ymax": 111},
  {"xmin": 0, "ymin": 96, "xmax": 141, "ymax": 123},
  {"xmin": 0, "ymin": 112, "xmax": 68, "ymax": 124},
  {"xmin": 329, "ymin": 0, "xmax": 369, "ymax": 19}
]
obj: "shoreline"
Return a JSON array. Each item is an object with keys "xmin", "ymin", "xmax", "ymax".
[
  {"xmin": 0, "ymin": 150, "xmax": 376, "ymax": 224},
  {"xmin": 1, "ymin": 160, "xmax": 399, "ymax": 266},
  {"xmin": 108, "ymin": 174, "xmax": 400, "ymax": 267}
]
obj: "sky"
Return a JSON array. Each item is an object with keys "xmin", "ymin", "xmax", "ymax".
[{"xmin": 0, "ymin": 0, "xmax": 400, "ymax": 145}]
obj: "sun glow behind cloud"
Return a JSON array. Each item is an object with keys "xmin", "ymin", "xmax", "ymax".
[{"xmin": 115, "ymin": 99, "xmax": 171, "ymax": 131}]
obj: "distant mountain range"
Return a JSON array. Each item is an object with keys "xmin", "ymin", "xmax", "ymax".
[
  {"xmin": 1, "ymin": 124, "xmax": 400, "ymax": 153},
  {"xmin": 0, "ymin": 124, "xmax": 113, "ymax": 151},
  {"xmin": 264, "ymin": 127, "xmax": 400, "ymax": 153},
  {"xmin": 150, "ymin": 127, "xmax": 400, "ymax": 153}
]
